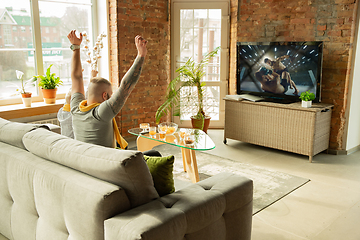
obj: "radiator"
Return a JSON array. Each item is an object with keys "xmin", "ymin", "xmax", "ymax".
[{"xmin": 29, "ymin": 118, "xmax": 60, "ymax": 126}]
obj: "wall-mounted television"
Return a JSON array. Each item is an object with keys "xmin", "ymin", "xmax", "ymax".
[{"xmin": 236, "ymin": 41, "xmax": 324, "ymax": 103}]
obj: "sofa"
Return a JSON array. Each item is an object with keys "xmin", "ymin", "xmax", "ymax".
[{"xmin": 0, "ymin": 117, "xmax": 253, "ymax": 240}]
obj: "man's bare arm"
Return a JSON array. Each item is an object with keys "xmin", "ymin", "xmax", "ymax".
[
  {"xmin": 108, "ymin": 56, "xmax": 144, "ymax": 113},
  {"xmin": 68, "ymin": 30, "xmax": 85, "ymax": 95},
  {"xmin": 108, "ymin": 35, "xmax": 147, "ymax": 114}
]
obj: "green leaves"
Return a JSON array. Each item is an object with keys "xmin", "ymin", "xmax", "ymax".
[
  {"xmin": 299, "ymin": 90, "xmax": 315, "ymax": 101},
  {"xmin": 35, "ymin": 64, "xmax": 63, "ymax": 89},
  {"xmin": 155, "ymin": 46, "xmax": 220, "ymax": 124},
  {"xmin": 7, "ymin": 71, "xmax": 36, "ymax": 95}
]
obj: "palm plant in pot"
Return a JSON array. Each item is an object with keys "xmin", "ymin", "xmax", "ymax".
[
  {"xmin": 155, "ymin": 47, "xmax": 220, "ymax": 133},
  {"xmin": 35, "ymin": 64, "xmax": 63, "ymax": 104}
]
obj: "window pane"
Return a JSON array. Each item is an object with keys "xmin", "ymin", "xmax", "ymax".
[
  {"xmin": 0, "ymin": 1, "xmax": 36, "ymax": 99},
  {"xmin": 0, "ymin": 51, "xmax": 37, "ymax": 99},
  {"xmin": 179, "ymin": 86, "xmax": 220, "ymax": 121},
  {"xmin": 180, "ymin": 9, "xmax": 221, "ymax": 82},
  {"xmin": 38, "ymin": 0, "xmax": 93, "ymax": 94}
]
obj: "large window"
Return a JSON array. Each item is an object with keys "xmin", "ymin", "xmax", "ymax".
[{"xmin": 0, "ymin": 0, "xmax": 100, "ymax": 105}]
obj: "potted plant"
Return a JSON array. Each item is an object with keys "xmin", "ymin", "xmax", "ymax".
[
  {"xmin": 299, "ymin": 90, "xmax": 315, "ymax": 108},
  {"xmin": 7, "ymin": 70, "xmax": 36, "ymax": 107},
  {"xmin": 155, "ymin": 47, "xmax": 220, "ymax": 133},
  {"xmin": 35, "ymin": 64, "xmax": 63, "ymax": 104}
]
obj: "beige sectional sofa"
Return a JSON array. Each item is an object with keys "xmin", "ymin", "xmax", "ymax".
[{"xmin": 0, "ymin": 117, "xmax": 253, "ymax": 240}]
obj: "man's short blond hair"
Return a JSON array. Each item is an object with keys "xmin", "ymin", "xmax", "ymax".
[
  {"xmin": 90, "ymin": 77, "xmax": 111, "ymax": 86},
  {"xmin": 87, "ymin": 77, "xmax": 112, "ymax": 100}
]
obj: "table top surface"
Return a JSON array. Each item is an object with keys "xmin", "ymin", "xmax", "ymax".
[{"xmin": 128, "ymin": 127, "xmax": 216, "ymax": 151}]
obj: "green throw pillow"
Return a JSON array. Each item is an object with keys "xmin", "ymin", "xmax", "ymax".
[{"xmin": 144, "ymin": 155, "xmax": 175, "ymax": 197}]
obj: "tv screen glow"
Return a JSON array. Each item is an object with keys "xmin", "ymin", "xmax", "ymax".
[{"xmin": 236, "ymin": 41, "xmax": 323, "ymax": 103}]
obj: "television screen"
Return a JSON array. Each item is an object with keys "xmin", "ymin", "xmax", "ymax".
[{"xmin": 236, "ymin": 41, "xmax": 323, "ymax": 103}]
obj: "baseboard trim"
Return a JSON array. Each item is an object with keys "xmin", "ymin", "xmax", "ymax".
[{"xmin": 328, "ymin": 145, "xmax": 360, "ymax": 155}]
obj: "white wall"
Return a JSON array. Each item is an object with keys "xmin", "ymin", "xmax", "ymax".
[
  {"xmin": 94, "ymin": 0, "xmax": 110, "ymax": 81},
  {"xmin": 345, "ymin": 3, "xmax": 360, "ymax": 152}
]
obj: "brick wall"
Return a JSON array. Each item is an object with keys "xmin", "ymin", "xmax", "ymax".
[
  {"xmin": 229, "ymin": 0, "xmax": 238, "ymax": 95},
  {"xmin": 230, "ymin": 0, "xmax": 358, "ymax": 150},
  {"xmin": 109, "ymin": 0, "xmax": 170, "ymax": 138},
  {"xmin": 109, "ymin": 0, "xmax": 358, "ymax": 150}
]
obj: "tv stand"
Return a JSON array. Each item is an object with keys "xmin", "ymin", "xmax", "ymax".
[
  {"xmin": 262, "ymin": 97, "xmax": 298, "ymax": 104},
  {"xmin": 223, "ymin": 98, "xmax": 333, "ymax": 162}
]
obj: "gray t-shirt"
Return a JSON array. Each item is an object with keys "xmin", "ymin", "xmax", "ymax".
[
  {"xmin": 57, "ymin": 107, "xmax": 74, "ymax": 139},
  {"xmin": 71, "ymin": 92, "xmax": 116, "ymax": 148}
]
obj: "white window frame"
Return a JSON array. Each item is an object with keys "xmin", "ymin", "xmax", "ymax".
[
  {"xmin": 171, "ymin": 0, "xmax": 230, "ymax": 128},
  {"xmin": 0, "ymin": 0, "xmax": 110, "ymax": 106}
]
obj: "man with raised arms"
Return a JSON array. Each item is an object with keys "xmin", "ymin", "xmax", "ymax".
[{"xmin": 67, "ymin": 30, "xmax": 147, "ymax": 150}]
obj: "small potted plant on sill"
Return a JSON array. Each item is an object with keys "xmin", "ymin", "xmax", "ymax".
[
  {"xmin": 34, "ymin": 64, "xmax": 63, "ymax": 104},
  {"xmin": 299, "ymin": 90, "xmax": 315, "ymax": 108},
  {"xmin": 7, "ymin": 70, "xmax": 36, "ymax": 107},
  {"xmin": 155, "ymin": 47, "xmax": 220, "ymax": 133}
]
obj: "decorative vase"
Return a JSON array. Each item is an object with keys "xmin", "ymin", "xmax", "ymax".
[
  {"xmin": 41, "ymin": 88, "xmax": 57, "ymax": 104},
  {"xmin": 302, "ymin": 100, "xmax": 312, "ymax": 108},
  {"xmin": 190, "ymin": 116, "xmax": 211, "ymax": 133},
  {"xmin": 21, "ymin": 93, "xmax": 32, "ymax": 107}
]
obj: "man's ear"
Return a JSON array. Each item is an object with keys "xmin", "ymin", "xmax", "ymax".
[{"xmin": 102, "ymin": 92, "xmax": 108, "ymax": 101}]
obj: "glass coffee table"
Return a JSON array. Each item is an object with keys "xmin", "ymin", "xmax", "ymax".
[{"xmin": 128, "ymin": 128, "xmax": 215, "ymax": 183}]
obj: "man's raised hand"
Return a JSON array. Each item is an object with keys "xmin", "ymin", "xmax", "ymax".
[
  {"xmin": 135, "ymin": 35, "xmax": 148, "ymax": 58},
  {"xmin": 67, "ymin": 30, "xmax": 83, "ymax": 46}
]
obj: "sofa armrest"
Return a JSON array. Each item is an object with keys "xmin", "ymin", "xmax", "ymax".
[{"xmin": 104, "ymin": 172, "xmax": 253, "ymax": 240}]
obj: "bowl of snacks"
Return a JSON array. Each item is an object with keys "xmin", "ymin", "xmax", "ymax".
[{"xmin": 158, "ymin": 122, "xmax": 178, "ymax": 135}]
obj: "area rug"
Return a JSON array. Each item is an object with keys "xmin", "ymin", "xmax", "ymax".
[{"xmin": 152, "ymin": 144, "xmax": 310, "ymax": 215}]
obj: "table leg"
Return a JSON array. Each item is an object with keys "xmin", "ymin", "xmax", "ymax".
[
  {"xmin": 181, "ymin": 148, "xmax": 186, "ymax": 172},
  {"xmin": 136, "ymin": 136, "xmax": 165, "ymax": 152},
  {"xmin": 181, "ymin": 148, "xmax": 200, "ymax": 183}
]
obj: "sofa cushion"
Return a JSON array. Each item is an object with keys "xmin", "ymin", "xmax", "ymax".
[
  {"xmin": 0, "ymin": 142, "xmax": 130, "ymax": 240},
  {"xmin": 22, "ymin": 128, "xmax": 159, "ymax": 208},
  {"xmin": 144, "ymin": 155, "xmax": 175, "ymax": 197},
  {"xmin": 0, "ymin": 117, "xmax": 49, "ymax": 150}
]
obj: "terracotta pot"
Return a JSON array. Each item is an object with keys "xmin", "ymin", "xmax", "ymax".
[
  {"xmin": 41, "ymin": 88, "xmax": 57, "ymax": 104},
  {"xmin": 21, "ymin": 92, "xmax": 32, "ymax": 107},
  {"xmin": 21, "ymin": 92, "xmax": 32, "ymax": 98},
  {"xmin": 190, "ymin": 116, "xmax": 211, "ymax": 133}
]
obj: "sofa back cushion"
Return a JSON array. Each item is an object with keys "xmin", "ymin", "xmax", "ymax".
[
  {"xmin": 0, "ymin": 142, "xmax": 130, "ymax": 240},
  {"xmin": 0, "ymin": 117, "xmax": 49, "ymax": 150},
  {"xmin": 23, "ymin": 128, "xmax": 159, "ymax": 208}
]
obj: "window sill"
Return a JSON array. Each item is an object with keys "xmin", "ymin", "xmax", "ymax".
[{"xmin": 0, "ymin": 99, "xmax": 65, "ymax": 120}]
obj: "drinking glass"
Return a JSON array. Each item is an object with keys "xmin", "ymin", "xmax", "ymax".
[
  {"xmin": 140, "ymin": 123, "xmax": 150, "ymax": 132},
  {"xmin": 179, "ymin": 129, "xmax": 186, "ymax": 140},
  {"xmin": 184, "ymin": 134, "xmax": 195, "ymax": 146},
  {"xmin": 149, "ymin": 126, "xmax": 157, "ymax": 138},
  {"xmin": 158, "ymin": 126, "xmax": 166, "ymax": 140}
]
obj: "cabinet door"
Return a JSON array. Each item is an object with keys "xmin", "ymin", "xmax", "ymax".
[{"xmin": 225, "ymin": 101, "xmax": 315, "ymax": 155}]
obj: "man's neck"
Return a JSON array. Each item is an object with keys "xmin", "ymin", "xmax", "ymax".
[{"xmin": 87, "ymin": 98, "xmax": 104, "ymax": 105}]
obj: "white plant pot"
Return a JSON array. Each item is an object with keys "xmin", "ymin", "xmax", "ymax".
[
  {"xmin": 301, "ymin": 100, "xmax": 312, "ymax": 108},
  {"xmin": 22, "ymin": 97, "xmax": 32, "ymax": 107}
]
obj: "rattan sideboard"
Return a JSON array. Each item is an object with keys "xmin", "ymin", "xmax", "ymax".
[{"xmin": 224, "ymin": 98, "xmax": 333, "ymax": 162}]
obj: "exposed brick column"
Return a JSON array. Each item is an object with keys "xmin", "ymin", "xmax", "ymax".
[
  {"xmin": 109, "ymin": 0, "xmax": 170, "ymax": 138},
  {"xmin": 229, "ymin": 0, "xmax": 238, "ymax": 95}
]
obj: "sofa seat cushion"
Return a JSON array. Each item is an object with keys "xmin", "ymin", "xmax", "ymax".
[
  {"xmin": 105, "ymin": 172, "xmax": 253, "ymax": 240},
  {"xmin": 22, "ymin": 128, "xmax": 159, "ymax": 208},
  {"xmin": 0, "ymin": 117, "xmax": 49, "ymax": 150}
]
